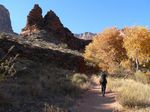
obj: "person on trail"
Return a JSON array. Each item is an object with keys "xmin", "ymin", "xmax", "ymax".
[{"xmin": 99, "ymin": 71, "xmax": 107, "ymax": 97}]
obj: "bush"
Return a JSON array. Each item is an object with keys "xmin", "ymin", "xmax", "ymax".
[
  {"xmin": 108, "ymin": 78, "xmax": 150, "ymax": 108},
  {"xmin": 58, "ymin": 43, "xmax": 68, "ymax": 49},
  {"xmin": 56, "ymin": 77, "xmax": 80, "ymax": 96},
  {"xmin": 0, "ymin": 46, "xmax": 19, "ymax": 80},
  {"xmin": 134, "ymin": 70, "xmax": 150, "ymax": 84},
  {"xmin": 43, "ymin": 103, "xmax": 68, "ymax": 112},
  {"xmin": 53, "ymin": 73, "xmax": 89, "ymax": 96},
  {"xmin": 72, "ymin": 73, "xmax": 88, "ymax": 86},
  {"xmin": 109, "ymin": 65, "xmax": 127, "ymax": 77},
  {"xmin": 118, "ymin": 83, "xmax": 150, "ymax": 108}
]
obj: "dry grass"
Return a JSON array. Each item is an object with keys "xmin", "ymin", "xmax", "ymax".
[
  {"xmin": 0, "ymin": 46, "xmax": 19, "ymax": 80},
  {"xmin": 0, "ymin": 61, "xmax": 90, "ymax": 111},
  {"xmin": 108, "ymin": 78, "xmax": 150, "ymax": 111},
  {"xmin": 43, "ymin": 103, "xmax": 68, "ymax": 112},
  {"xmin": 126, "ymin": 107, "xmax": 150, "ymax": 112},
  {"xmin": 71, "ymin": 73, "xmax": 90, "ymax": 89},
  {"xmin": 134, "ymin": 70, "xmax": 150, "ymax": 84}
]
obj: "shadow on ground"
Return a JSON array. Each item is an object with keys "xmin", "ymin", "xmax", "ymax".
[{"xmin": 76, "ymin": 80, "xmax": 117, "ymax": 112}]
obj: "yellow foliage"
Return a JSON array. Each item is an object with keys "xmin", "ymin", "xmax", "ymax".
[
  {"xmin": 84, "ymin": 26, "xmax": 149, "ymax": 73},
  {"xmin": 84, "ymin": 27, "xmax": 127, "ymax": 73},
  {"xmin": 123, "ymin": 26, "xmax": 150, "ymax": 64}
]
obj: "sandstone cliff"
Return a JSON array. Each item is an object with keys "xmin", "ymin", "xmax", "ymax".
[{"xmin": 21, "ymin": 4, "xmax": 91, "ymax": 50}]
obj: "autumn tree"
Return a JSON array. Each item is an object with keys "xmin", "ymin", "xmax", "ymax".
[
  {"xmin": 84, "ymin": 28, "xmax": 127, "ymax": 74},
  {"xmin": 123, "ymin": 26, "xmax": 150, "ymax": 71}
]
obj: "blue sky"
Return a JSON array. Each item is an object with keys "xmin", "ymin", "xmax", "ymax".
[{"xmin": 0, "ymin": 0, "xmax": 150, "ymax": 33}]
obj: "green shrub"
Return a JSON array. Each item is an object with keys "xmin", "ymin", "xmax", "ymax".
[
  {"xmin": 71, "ymin": 73, "xmax": 88, "ymax": 86},
  {"xmin": 71, "ymin": 73, "xmax": 89, "ymax": 90},
  {"xmin": 109, "ymin": 66, "xmax": 127, "ymax": 77},
  {"xmin": 134, "ymin": 70, "xmax": 149, "ymax": 84}
]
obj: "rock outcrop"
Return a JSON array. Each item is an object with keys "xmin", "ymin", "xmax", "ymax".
[
  {"xmin": 0, "ymin": 14, "xmax": 98, "ymax": 112},
  {"xmin": 21, "ymin": 4, "xmax": 43, "ymax": 34},
  {"xmin": 21, "ymin": 4, "xmax": 66, "ymax": 36},
  {"xmin": 43, "ymin": 10, "xmax": 64, "ymax": 33},
  {"xmin": 0, "ymin": 5, "xmax": 13, "ymax": 33},
  {"xmin": 21, "ymin": 4, "xmax": 91, "ymax": 50},
  {"xmin": 0, "ymin": 33, "xmax": 96, "ymax": 73}
]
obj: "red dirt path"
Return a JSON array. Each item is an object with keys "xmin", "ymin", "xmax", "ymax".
[{"xmin": 76, "ymin": 77, "xmax": 122, "ymax": 112}]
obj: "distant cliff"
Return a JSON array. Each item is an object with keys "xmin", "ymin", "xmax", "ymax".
[
  {"xmin": 74, "ymin": 32, "xmax": 96, "ymax": 40},
  {"xmin": 0, "ymin": 4, "xmax": 13, "ymax": 33}
]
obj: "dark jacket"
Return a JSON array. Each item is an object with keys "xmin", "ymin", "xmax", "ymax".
[{"xmin": 99, "ymin": 72, "xmax": 107, "ymax": 85}]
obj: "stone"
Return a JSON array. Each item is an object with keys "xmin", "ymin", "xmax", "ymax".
[
  {"xmin": 0, "ymin": 4, "xmax": 13, "ymax": 33},
  {"xmin": 21, "ymin": 4, "xmax": 43, "ymax": 35},
  {"xmin": 21, "ymin": 4, "xmax": 91, "ymax": 50}
]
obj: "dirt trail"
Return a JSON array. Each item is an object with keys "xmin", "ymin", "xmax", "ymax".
[{"xmin": 76, "ymin": 77, "xmax": 122, "ymax": 112}]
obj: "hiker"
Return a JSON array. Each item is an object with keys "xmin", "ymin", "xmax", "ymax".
[{"xmin": 99, "ymin": 71, "xmax": 107, "ymax": 97}]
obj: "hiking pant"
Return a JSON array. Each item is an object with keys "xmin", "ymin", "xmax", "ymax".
[{"xmin": 101, "ymin": 84, "xmax": 106, "ymax": 96}]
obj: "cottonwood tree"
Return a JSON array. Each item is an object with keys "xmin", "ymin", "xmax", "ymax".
[
  {"xmin": 123, "ymin": 26, "xmax": 150, "ymax": 71},
  {"xmin": 84, "ymin": 27, "xmax": 127, "ymax": 74}
]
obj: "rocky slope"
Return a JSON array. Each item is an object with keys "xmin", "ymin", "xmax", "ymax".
[
  {"xmin": 0, "ymin": 33, "xmax": 89, "ymax": 73},
  {"xmin": 74, "ymin": 32, "xmax": 96, "ymax": 40},
  {"xmin": 0, "ymin": 32, "xmax": 96, "ymax": 112},
  {"xmin": 0, "ymin": 4, "xmax": 98, "ymax": 112},
  {"xmin": 21, "ymin": 4, "xmax": 91, "ymax": 50},
  {"xmin": 0, "ymin": 4, "xmax": 13, "ymax": 33}
]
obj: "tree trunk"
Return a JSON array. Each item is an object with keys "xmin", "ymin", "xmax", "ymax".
[
  {"xmin": 135, "ymin": 49, "xmax": 140, "ymax": 71},
  {"xmin": 135, "ymin": 58, "xmax": 139, "ymax": 71}
]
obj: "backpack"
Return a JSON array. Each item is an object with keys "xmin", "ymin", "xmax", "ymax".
[{"xmin": 99, "ymin": 73, "xmax": 107, "ymax": 85}]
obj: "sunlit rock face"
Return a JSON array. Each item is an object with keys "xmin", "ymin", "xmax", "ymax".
[
  {"xmin": 21, "ymin": 4, "xmax": 91, "ymax": 50},
  {"xmin": 21, "ymin": 4, "xmax": 64, "ymax": 36},
  {"xmin": 74, "ymin": 32, "xmax": 96, "ymax": 40},
  {"xmin": 21, "ymin": 4, "xmax": 43, "ymax": 35}
]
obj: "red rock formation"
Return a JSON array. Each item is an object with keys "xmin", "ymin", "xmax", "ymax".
[
  {"xmin": 44, "ymin": 10, "xmax": 64, "ymax": 33},
  {"xmin": 27, "ymin": 4, "xmax": 43, "ymax": 27},
  {"xmin": 21, "ymin": 4, "xmax": 43, "ymax": 35},
  {"xmin": 22, "ymin": 7, "xmax": 65, "ymax": 36},
  {"xmin": 0, "ymin": 5, "xmax": 13, "ymax": 33},
  {"xmin": 21, "ymin": 4, "xmax": 91, "ymax": 50}
]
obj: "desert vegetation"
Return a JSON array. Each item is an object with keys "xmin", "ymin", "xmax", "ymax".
[
  {"xmin": 0, "ymin": 32, "xmax": 91, "ymax": 112},
  {"xmin": 0, "ymin": 46, "xmax": 19, "ymax": 80},
  {"xmin": 0, "ymin": 25, "xmax": 149, "ymax": 112},
  {"xmin": 108, "ymin": 77, "xmax": 150, "ymax": 111},
  {"xmin": 0, "ymin": 3, "xmax": 150, "ymax": 111},
  {"xmin": 84, "ymin": 26, "xmax": 150, "ymax": 111},
  {"xmin": 84, "ymin": 26, "xmax": 149, "ymax": 75}
]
